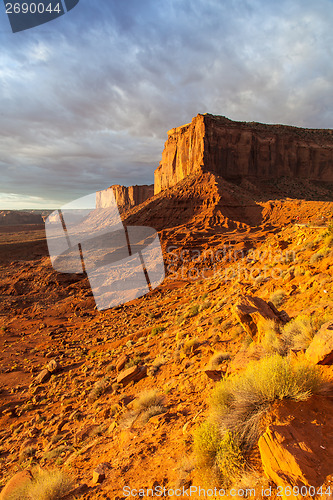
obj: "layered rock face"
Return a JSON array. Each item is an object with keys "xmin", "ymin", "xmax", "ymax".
[
  {"xmin": 96, "ymin": 184, "xmax": 154, "ymax": 211},
  {"xmin": 154, "ymin": 114, "xmax": 333, "ymax": 194}
]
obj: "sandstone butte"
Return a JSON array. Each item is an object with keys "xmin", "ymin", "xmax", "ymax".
[{"xmin": 154, "ymin": 113, "xmax": 333, "ymax": 194}]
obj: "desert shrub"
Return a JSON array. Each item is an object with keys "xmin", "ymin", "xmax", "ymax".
[
  {"xmin": 6, "ymin": 468, "xmax": 74, "ymax": 500},
  {"xmin": 186, "ymin": 305, "xmax": 200, "ymax": 318},
  {"xmin": 121, "ymin": 390, "xmax": 165, "ymax": 427},
  {"xmin": 324, "ymin": 232, "xmax": 333, "ymax": 248},
  {"xmin": 124, "ymin": 355, "xmax": 142, "ymax": 369},
  {"xmin": 259, "ymin": 319, "xmax": 283, "ymax": 355},
  {"xmin": 43, "ymin": 445, "xmax": 73, "ymax": 462},
  {"xmin": 208, "ymin": 352, "xmax": 231, "ymax": 369},
  {"xmin": 215, "ymin": 431, "xmax": 245, "ymax": 484},
  {"xmin": 151, "ymin": 326, "xmax": 165, "ymax": 336},
  {"xmin": 210, "ymin": 354, "xmax": 324, "ymax": 449},
  {"xmin": 200, "ymin": 301, "xmax": 211, "ymax": 312},
  {"xmin": 269, "ymin": 290, "xmax": 286, "ymax": 307},
  {"xmin": 281, "ymin": 315, "xmax": 315, "ymax": 351},
  {"xmin": 313, "ymin": 312, "xmax": 333, "ymax": 331},
  {"xmin": 87, "ymin": 378, "xmax": 108, "ymax": 402},
  {"xmin": 193, "ymin": 421, "xmax": 221, "ymax": 471},
  {"xmin": 193, "ymin": 423, "xmax": 244, "ymax": 487},
  {"xmin": 310, "ymin": 248, "xmax": 330, "ymax": 264},
  {"xmin": 133, "ymin": 389, "xmax": 164, "ymax": 413},
  {"xmin": 140, "ymin": 405, "xmax": 165, "ymax": 424},
  {"xmin": 183, "ymin": 337, "xmax": 200, "ymax": 354}
]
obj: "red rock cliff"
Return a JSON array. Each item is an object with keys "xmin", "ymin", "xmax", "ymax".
[
  {"xmin": 96, "ymin": 184, "xmax": 154, "ymax": 211},
  {"xmin": 154, "ymin": 114, "xmax": 333, "ymax": 194}
]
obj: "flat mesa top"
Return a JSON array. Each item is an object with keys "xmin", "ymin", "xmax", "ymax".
[{"xmin": 167, "ymin": 113, "xmax": 333, "ymax": 142}]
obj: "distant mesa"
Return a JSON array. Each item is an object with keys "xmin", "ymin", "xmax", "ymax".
[
  {"xmin": 0, "ymin": 210, "xmax": 46, "ymax": 226},
  {"xmin": 96, "ymin": 184, "xmax": 154, "ymax": 212},
  {"xmin": 154, "ymin": 113, "xmax": 333, "ymax": 194}
]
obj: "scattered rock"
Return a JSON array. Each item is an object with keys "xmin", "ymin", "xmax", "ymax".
[
  {"xmin": 204, "ymin": 368, "xmax": 226, "ymax": 381},
  {"xmin": 306, "ymin": 320, "xmax": 333, "ymax": 365},
  {"xmin": 46, "ymin": 359, "xmax": 60, "ymax": 373},
  {"xmin": 116, "ymin": 365, "xmax": 147, "ymax": 387},
  {"xmin": 35, "ymin": 369, "xmax": 51, "ymax": 384},
  {"xmin": 116, "ymin": 354, "xmax": 128, "ymax": 372},
  {"xmin": 92, "ymin": 462, "xmax": 112, "ymax": 484}
]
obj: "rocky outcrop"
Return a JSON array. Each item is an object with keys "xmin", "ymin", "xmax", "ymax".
[
  {"xmin": 154, "ymin": 114, "xmax": 333, "ymax": 194},
  {"xmin": 306, "ymin": 320, "xmax": 333, "ymax": 365},
  {"xmin": 96, "ymin": 184, "xmax": 154, "ymax": 211},
  {"xmin": 258, "ymin": 396, "xmax": 333, "ymax": 499},
  {"xmin": 233, "ymin": 295, "xmax": 290, "ymax": 340}
]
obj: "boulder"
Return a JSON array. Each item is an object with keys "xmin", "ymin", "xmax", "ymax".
[
  {"xmin": 306, "ymin": 320, "xmax": 333, "ymax": 365},
  {"xmin": 92, "ymin": 462, "xmax": 111, "ymax": 484},
  {"xmin": 46, "ymin": 359, "xmax": 60, "ymax": 373},
  {"xmin": 117, "ymin": 365, "xmax": 147, "ymax": 387},
  {"xmin": 116, "ymin": 354, "xmax": 128, "ymax": 372},
  {"xmin": 204, "ymin": 368, "xmax": 226, "ymax": 381},
  {"xmin": 35, "ymin": 369, "xmax": 51, "ymax": 384},
  {"xmin": 0, "ymin": 470, "xmax": 33, "ymax": 499},
  {"xmin": 233, "ymin": 295, "xmax": 289, "ymax": 340}
]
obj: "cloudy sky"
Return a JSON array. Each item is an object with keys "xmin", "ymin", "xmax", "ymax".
[{"xmin": 1, "ymin": 0, "xmax": 333, "ymax": 209}]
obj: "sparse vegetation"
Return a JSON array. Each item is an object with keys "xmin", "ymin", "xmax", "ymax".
[
  {"xmin": 208, "ymin": 351, "xmax": 231, "ymax": 369},
  {"xmin": 193, "ymin": 423, "xmax": 244, "ymax": 487},
  {"xmin": 121, "ymin": 390, "xmax": 166, "ymax": 428},
  {"xmin": 269, "ymin": 289, "xmax": 286, "ymax": 307},
  {"xmin": 280, "ymin": 314, "xmax": 315, "ymax": 352},
  {"xmin": 87, "ymin": 378, "xmax": 108, "ymax": 402},
  {"xmin": 210, "ymin": 354, "xmax": 325, "ymax": 449},
  {"xmin": 183, "ymin": 337, "xmax": 200, "ymax": 354},
  {"xmin": 186, "ymin": 305, "xmax": 200, "ymax": 318},
  {"xmin": 6, "ymin": 468, "xmax": 74, "ymax": 500},
  {"xmin": 151, "ymin": 326, "xmax": 165, "ymax": 336},
  {"xmin": 124, "ymin": 355, "xmax": 142, "ymax": 369}
]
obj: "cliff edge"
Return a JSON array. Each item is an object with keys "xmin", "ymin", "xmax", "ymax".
[{"xmin": 154, "ymin": 113, "xmax": 333, "ymax": 194}]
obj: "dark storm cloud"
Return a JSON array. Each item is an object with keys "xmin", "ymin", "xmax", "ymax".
[{"xmin": 0, "ymin": 0, "xmax": 333, "ymax": 208}]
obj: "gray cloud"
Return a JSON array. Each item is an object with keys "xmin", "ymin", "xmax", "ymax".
[{"xmin": 0, "ymin": 0, "xmax": 333, "ymax": 208}]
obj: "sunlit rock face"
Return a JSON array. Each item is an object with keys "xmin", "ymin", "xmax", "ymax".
[
  {"xmin": 96, "ymin": 184, "xmax": 154, "ymax": 211},
  {"xmin": 154, "ymin": 113, "xmax": 333, "ymax": 194}
]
